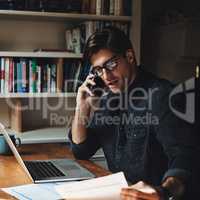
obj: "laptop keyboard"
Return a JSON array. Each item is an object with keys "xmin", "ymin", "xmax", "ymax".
[{"xmin": 24, "ymin": 161, "xmax": 65, "ymax": 180}]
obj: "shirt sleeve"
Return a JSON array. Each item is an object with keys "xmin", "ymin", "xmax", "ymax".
[
  {"xmin": 152, "ymin": 80, "xmax": 198, "ymax": 183},
  {"xmin": 68, "ymin": 127, "xmax": 101, "ymax": 160}
]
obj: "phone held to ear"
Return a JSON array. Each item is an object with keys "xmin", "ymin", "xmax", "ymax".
[{"xmin": 88, "ymin": 74, "xmax": 106, "ymax": 97}]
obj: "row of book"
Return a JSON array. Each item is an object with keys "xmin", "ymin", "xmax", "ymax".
[
  {"xmin": 0, "ymin": 0, "xmax": 82, "ymax": 13},
  {"xmin": 0, "ymin": 0, "xmax": 131, "ymax": 16},
  {"xmin": 65, "ymin": 21, "xmax": 130, "ymax": 54},
  {"xmin": 63, "ymin": 60, "xmax": 90, "ymax": 92},
  {"xmin": 0, "ymin": 57, "xmax": 57, "ymax": 93},
  {"xmin": 0, "ymin": 57, "xmax": 90, "ymax": 94},
  {"xmin": 82, "ymin": 0, "xmax": 132, "ymax": 16}
]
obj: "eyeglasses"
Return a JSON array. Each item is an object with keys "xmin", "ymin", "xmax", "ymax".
[{"xmin": 90, "ymin": 55, "xmax": 120, "ymax": 76}]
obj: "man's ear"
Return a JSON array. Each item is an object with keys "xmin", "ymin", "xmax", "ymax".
[{"xmin": 126, "ymin": 49, "xmax": 136, "ymax": 64}]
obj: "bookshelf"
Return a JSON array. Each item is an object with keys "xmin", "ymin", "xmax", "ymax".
[
  {"xmin": 0, "ymin": 0, "xmax": 141, "ymax": 134},
  {"xmin": 0, "ymin": 92, "xmax": 77, "ymax": 98},
  {"xmin": 0, "ymin": 51, "xmax": 83, "ymax": 58},
  {"xmin": 0, "ymin": 10, "xmax": 132, "ymax": 22}
]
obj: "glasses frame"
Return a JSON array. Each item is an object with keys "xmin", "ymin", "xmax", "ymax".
[{"xmin": 90, "ymin": 55, "xmax": 120, "ymax": 76}]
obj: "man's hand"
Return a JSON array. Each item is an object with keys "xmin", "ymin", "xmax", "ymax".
[
  {"xmin": 72, "ymin": 74, "xmax": 100, "ymax": 144},
  {"xmin": 120, "ymin": 181, "xmax": 161, "ymax": 200}
]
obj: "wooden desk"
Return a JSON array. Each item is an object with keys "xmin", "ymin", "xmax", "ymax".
[{"xmin": 0, "ymin": 143, "xmax": 110, "ymax": 199}]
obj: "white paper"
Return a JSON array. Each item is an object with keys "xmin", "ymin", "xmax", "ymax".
[
  {"xmin": 2, "ymin": 182, "xmax": 69, "ymax": 200},
  {"xmin": 55, "ymin": 172, "xmax": 128, "ymax": 200}
]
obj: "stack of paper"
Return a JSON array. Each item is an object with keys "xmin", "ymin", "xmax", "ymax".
[
  {"xmin": 2, "ymin": 172, "xmax": 127, "ymax": 200},
  {"xmin": 55, "ymin": 172, "xmax": 128, "ymax": 200}
]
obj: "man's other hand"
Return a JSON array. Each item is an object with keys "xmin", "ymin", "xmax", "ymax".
[{"xmin": 120, "ymin": 181, "xmax": 162, "ymax": 200}]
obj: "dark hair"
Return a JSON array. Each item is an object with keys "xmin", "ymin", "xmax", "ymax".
[{"xmin": 83, "ymin": 27, "xmax": 133, "ymax": 63}]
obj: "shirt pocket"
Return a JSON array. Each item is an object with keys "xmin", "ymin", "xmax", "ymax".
[
  {"xmin": 126, "ymin": 125, "xmax": 147, "ymax": 140},
  {"xmin": 126, "ymin": 126, "xmax": 148, "ymax": 161}
]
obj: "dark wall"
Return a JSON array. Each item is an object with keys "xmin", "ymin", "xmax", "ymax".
[{"xmin": 141, "ymin": 0, "xmax": 200, "ymax": 83}]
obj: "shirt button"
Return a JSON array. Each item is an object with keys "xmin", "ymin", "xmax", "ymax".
[{"xmin": 119, "ymin": 127, "xmax": 123, "ymax": 131}]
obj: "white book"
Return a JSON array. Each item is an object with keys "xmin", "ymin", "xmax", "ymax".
[
  {"xmin": 96, "ymin": 0, "xmax": 102, "ymax": 15},
  {"xmin": 72, "ymin": 28, "xmax": 81, "ymax": 54},
  {"xmin": 109, "ymin": 0, "xmax": 115, "ymax": 15},
  {"xmin": 21, "ymin": 59, "xmax": 27, "ymax": 93},
  {"xmin": 29, "ymin": 60, "xmax": 33, "ymax": 93},
  {"xmin": 1, "ymin": 58, "xmax": 5, "ymax": 93},
  {"xmin": 65, "ymin": 29, "xmax": 73, "ymax": 52},
  {"xmin": 4, "ymin": 58, "xmax": 9, "ymax": 93},
  {"xmin": 37, "ymin": 65, "xmax": 41, "ymax": 93},
  {"xmin": 85, "ymin": 21, "xmax": 95, "ymax": 41}
]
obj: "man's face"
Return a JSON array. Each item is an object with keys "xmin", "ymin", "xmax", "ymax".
[{"xmin": 90, "ymin": 49, "xmax": 136, "ymax": 93}]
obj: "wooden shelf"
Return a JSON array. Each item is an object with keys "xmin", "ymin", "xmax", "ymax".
[
  {"xmin": 0, "ymin": 51, "xmax": 83, "ymax": 58},
  {"xmin": 0, "ymin": 92, "xmax": 77, "ymax": 98},
  {"xmin": 0, "ymin": 10, "xmax": 132, "ymax": 22}
]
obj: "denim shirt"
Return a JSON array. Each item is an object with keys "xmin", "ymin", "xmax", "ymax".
[{"xmin": 69, "ymin": 68, "xmax": 198, "ymax": 190}]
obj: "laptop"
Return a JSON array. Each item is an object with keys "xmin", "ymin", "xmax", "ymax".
[{"xmin": 0, "ymin": 124, "xmax": 95, "ymax": 183}]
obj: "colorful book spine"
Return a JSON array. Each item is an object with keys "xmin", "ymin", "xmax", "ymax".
[
  {"xmin": 13, "ymin": 60, "xmax": 17, "ymax": 93},
  {"xmin": 109, "ymin": 0, "xmax": 115, "ymax": 15},
  {"xmin": 4, "ymin": 58, "xmax": 10, "ymax": 93},
  {"xmin": 9, "ymin": 58, "xmax": 14, "ymax": 93},
  {"xmin": 42, "ymin": 65, "xmax": 48, "ymax": 92},
  {"xmin": 37, "ymin": 65, "xmax": 41, "ymax": 93},
  {"xmin": 96, "ymin": 0, "xmax": 101, "ymax": 15},
  {"xmin": 1, "ymin": 58, "xmax": 5, "ymax": 93},
  {"xmin": 29, "ymin": 60, "xmax": 33, "ymax": 93},
  {"xmin": 47, "ymin": 64, "xmax": 51, "ymax": 93},
  {"xmin": 17, "ymin": 62, "xmax": 22, "ymax": 93},
  {"xmin": 31, "ymin": 59, "xmax": 37, "ymax": 93},
  {"xmin": 21, "ymin": 59, "xmax": 27, "ymax": 93}
]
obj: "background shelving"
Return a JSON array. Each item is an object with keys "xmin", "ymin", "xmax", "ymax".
[{"xmin": 0, "ymin": 0, "xmax": 141, "ymax": 136}]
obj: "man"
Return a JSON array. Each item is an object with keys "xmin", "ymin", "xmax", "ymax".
[{"xmin": 69, "ymin": 27, "xmax": 197, "ymax": 200}]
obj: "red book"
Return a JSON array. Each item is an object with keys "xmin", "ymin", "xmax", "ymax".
[{"xmin": 9, "ymin": 58, "xmax": 14, "ymax": 93}]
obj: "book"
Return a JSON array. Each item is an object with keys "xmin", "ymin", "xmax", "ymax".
[
  {"xmin": 81, "ymin": 0, "xmax": 90, "ymax": 14},
  {"xmin": 72, "ymin": 28, "xmax": 81, "ymax": 54},
  {"xmin": 102, "ymin": 0, "xmax": 110, "ymax": 15},
  {"xmin": 8, "ymin": 58, "xmax": 14, "ymax": 92},
  {"xmin": 37, "ymin": 65, "xmax": 41, "ymax": 93},
  {"xmin": 56, "ymin": 58, "xmax": 63, "ymax": 93},
  {"xmin": 4, "ymin": 58, "xmax": 9, "ymax": 93},
  {"xmin": 33, "ymin": 48, "xmax": 72, "ymax": 52},
  {"xmin": 13, "ymin": 59, "xmax": 18, "ymax": 93},
  {"xmin": 21, "ymin": 59, "xmax": 27, "ymax": 93},
  {"xmin": 31, "ymin": 59, "xmax": 37, "ymax": 93},
  {"xmin": 90, "ymin": 0, "xmax": 96, "ymax": 14},
  {"xmin": 96, "ymin": 0, "xmax": 102, "ymax": 15},
  {"xmin": 114, "ymin": 0, "xmax": 123, "ymax": 16},
  {"xmin": 0, "ymin": 58, "xmax": 5, "ymax": 93},
  {"xmin": 41, "ymin": 64, "xmax": 48, "ymax": 92},
  {"xmin": 47, "ymin": 64, "xmax": 51, "ymax": 93},
  {"xmin": 17, "ymin": 61, "xmax": 22, "ymax": 93},
  {"xmin": 109, "ymin": 0, "xmax": 115, "ymax": 15},
  {"xmin": 51, "ymin": 64, "xmax": 57, "ymax": 92},
  {"xmin": 65, "ymin": 30, "xmax": 74, "ymax": 52}
]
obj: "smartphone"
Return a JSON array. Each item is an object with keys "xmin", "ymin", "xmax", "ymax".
[{"xmin": 88, "ymin": 74, "xmax": 106, "ymax": 97}]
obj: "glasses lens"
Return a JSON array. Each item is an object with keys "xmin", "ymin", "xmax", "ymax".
[
  {"xmin": 92, "ymin": 67, "xmax": 103, "ymax": 76},
  {"xmin": 91, "ymin": 56, "xmax": 119, "ymax": 76},
  {"xmin": 105, "ymin": 60, "xmax": 118, "ymax": 71}
]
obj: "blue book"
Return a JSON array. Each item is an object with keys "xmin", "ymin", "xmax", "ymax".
[{"xmin": 17, "ymin": 62, "xmax": 23, "ymax": 93}]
